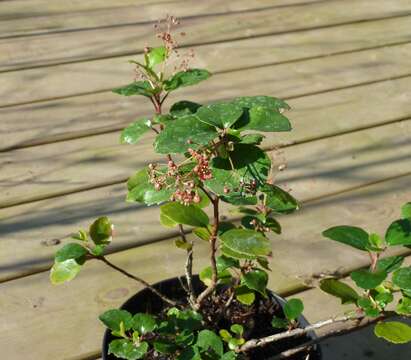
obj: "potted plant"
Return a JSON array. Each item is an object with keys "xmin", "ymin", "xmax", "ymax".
[{"xmin": 50, "ymin": 16, "xmax": 411, "ymax": 359}]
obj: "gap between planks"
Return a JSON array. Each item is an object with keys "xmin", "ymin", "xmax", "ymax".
[
  {"xmin": 1, "ymin": 0, "xmax": 411, "ymax": 72},
  {"xmin": 2, "ymin": 41, "xmax": 411, "ymax": 151},
  {"xmin": 1, "ymin": 118, "xmax": 411, "ymax": 282},
  {"xmin": 2, "ymin": 72, "xmax": 411, "ymax": 208},
  {"xmin": 0, "ymin": 0, "xmax": 322, "ymax": 39},
  {"xmin": 0, "ymin": 175, "xmax": 410, "ymax": 360}
]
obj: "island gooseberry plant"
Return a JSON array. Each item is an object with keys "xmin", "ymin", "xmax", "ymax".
[{"xmin": 50, "ymin": 16, "xmax": 411, "ymax": 359}]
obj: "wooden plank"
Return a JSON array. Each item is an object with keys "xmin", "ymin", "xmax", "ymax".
[
  {"xmin": 2, "ymin": 15, "xmax": 411, "ymax": 107},
  {"xmin": 0, "ymin": 175, "xmax": 410, "ymax": 360},
  {"xmin": 2, "ymin": 69, "xmax": 411, "ymax": 208},
  {"xmin": 2, "ymin": 43, "xmax": 411, "ymax": 151},
  {"xmin": 0, "ymin": 0, "xmax": 320, "ymax": 37},
  {"xmin": 1, "ymin": 119, "xmax": 411, "ymax": 281},
  {"xmin": 1, "ymin": 0, "xmax": 410, "ymax": 71}
]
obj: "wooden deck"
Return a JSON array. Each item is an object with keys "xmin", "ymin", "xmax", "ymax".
[{"xmin": 1, "ymin": 1, "xmax": 411, "ymax": 358}]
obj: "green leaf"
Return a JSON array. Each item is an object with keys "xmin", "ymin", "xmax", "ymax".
[
  {"xmin": 240, "ymin": 134, "xmax": 265, "ymax": 145},
  {"xmin": 71, "ymin": 229, "xmax": 88, "ymax": 241},
  {"xmin": 99, "ymin": 309, "xmax": 133, "ymax": 332},
  {"xmin": 242, "ymin": 269, "xmax": 268, "ymax": 296},
  {"xmin": 402, "ymin": 203, "xmax": 411, "ymax": 219},
  {"xmin": 220, "ymin": 229, "xmax": 271, "ymax": 258},
  {"xmin": 160, "ymin": 202, "xmax": 209, "ymax": 227},
  {"xmin": 322, "ymin": 226, "xmax": 371, "ymax": 251},
  {"xmin": 392, "ymin": 267, "xmax": 411, "ymax": 291},
  {"xmin": 396, "ymin": 297, "xmax": 411, "ymax": 315},
  {"xmin": 120, "ymin": 119, "xmax": 151, "ymax": 145},
  {"xmin": 154, "ymin": 343, "xmax": 179, "ymax": 357},
  {"xmin": 113, "ymin": 81, "xmax": 154, "ymax": 97},
  {"xmin": 235, "ymin": 285, "xmax": 255, "ymax": 305},
  {"xmin": 237, "ymin": 106, "xmax": 291, "ymax": 132},
  {"xmin": 284, "ymin": 298, "xmax": 304, "ymax": 322},
  {"xmin": 230, "ymin": 324, "xmax": 244, "ymax": 336},
  {"xmin": 170, "ymin": 101, "xmax": 202, "ymax": 117},
  {"xmin": 271, "ymin": 316, "xmax": 288, "ymax": 329},
  {"xmin": 50, "ymin": 259, "xmax": 82, "ymax": 284},
  {"xmin": 196, "ymin": 329, "xmax": 223, "ymax": 357},
  {"xmin": 154, "ymin": 115, "xmax": 217, "ymax": 154},
  {"xmin": 177, "ymin": 346, "xmax": 202, "ymax": 360},
  {"xmin": 216, "ymin": 255, "xmax": 240, "ymax": 271},
  {"xmin": 196, "ymin": 102, "xmax": 243, "ymax": 129},
  {"xmin": 127, "ymin": 168, "xmax": 173, "ymax": 206},
  {"xmin": 375, "ymin": 292, "xmax": 394, "ymax": 307},
  {"xmin": 376, "ymin": 256, "xmax": 404, "ymax": 273},
  {"xmin": 108, "ymin": 339, "xmax": 148, "ymax": 360},
  {"xmin": 351, "ymin": 269, "xmax": 387, "ymax": 289},
  {"xmin": 319, "ymin": 278, "xmax": 360, "ymax": 304},
  {"xmin": 176, "ymin": 330, "xmax": 195, "ymax": 347},
  {"xmin": 369, "ymin": 233, "xmax": 384, "ymax": 250},
  {"xmin": 261, "ymin": 184, "xmax": 299, "ymax": 214},
  {"xmin": 221, "ymin": 193, "xmax": 258, "ymax": 206},
  {"xmin": 374, "ymin": 321, "xmax": 411, "ymax": 344},
  {"xmin": 205, "ymin": 144, "xmax": 271, "ymax": 196},
  {"xmin": 147, "ymin": 46, "xmax": 167, "ymax": 68},
  {"xmin": 221, "ymin": 351, "xmax": 237, "ymax": 360},
  {"xmin": 385, "ymin": 219, "xmax": 411, "ymax": 246},
  {"xmin": 233, "ymin": 96, "xmax": 290, "ymax": 113},
  {"xmin": 89, "ymin": 216, "xmax": 113, "ymax": 245},
  {"xmin": 193, "ymin": 227, "xmax": 210, "ymax": 241},
  {"xmin": 199, "ymin": 266, "xmax": 231, "ymax": 286},
  {"xmin": 221, "ymin": 245, "xmax": 256, "ymax": 260},
  {"xmin": 132, "ymin": 313, "xmax": 157, "ymax": 334},
  {"xmin": 55, "ymin": 243, "xmax": 87, "ymax": 263},
  {"xmin": 164, "ymin": 69, "xmax": 211, "ymax": 91}
]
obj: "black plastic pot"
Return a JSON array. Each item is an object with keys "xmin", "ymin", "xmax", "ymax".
[{"xmin": 102, "ymin": 276, "xmax": 322, "ymax": 360}]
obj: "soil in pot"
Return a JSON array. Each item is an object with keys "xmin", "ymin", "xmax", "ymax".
[{"xmin": 103, "ymin": 276, "xmax": 322, "ymax": 360}]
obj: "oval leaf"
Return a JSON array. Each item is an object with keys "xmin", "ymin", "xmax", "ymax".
[
  {"xmin": 89, "ymin": 216, "xmax": 113, "ymax": 245},
  {"xmin": 196, "ymin": 102, "xmax": 243, "ymax": 129},
  {"xmin": 322, "ymin": 226, "xmax": 370, "ymax": 251},
  {"xmin": 319, "ymin": 278, "xmax": 360, "ymax": 304},
  {"xmin": 392, "ymin": 267, "xmax": 411, "ymax": 291},
  {"xmin": 132, "ymin": 313, "xmax": 157, "ymax": 334},
  {"xmin": 220, "ymin": 229, "xmax": 271, "ymax": 258},
  {"xmin": 164, "ymin": 69, "xmax": 211, "ymax": 92},
  {"xmin": 261, "ymin": 184, "xmax": 299, "ymax": 214},
  {"xmin": 55, "ymin": 243, "xmax": 88, "ymax": 263},
  {"xmin": 160, "ymin": 202, "xmax": 209, "ymax": 228},
  {"xmin": 284, "ymin": 298, "xmax": 304, "ymax": 322},
  {"xmin": 108, "ymin": 339, "xmax": 148, "ymax": 360},
  {"xmin": 385, "ymin": 219, "xmax": 411, "ymax": 246},
  {"xmin": 374, "ymin": 321, "xmax": 411, "ymax": 344},
  {"xmin": 50, "ymin": 259, "xmax": 82, "ymax": 285},
  {"xmin": 242, "ymin": 269, "xmax": 268, "ymax": 296},
  {"xmin": 120, "ymin": 119, "xmax": 151, "ymax": 144},
  {"xmin": 196, "ymin": 329, "xmax": 223, "ymax": 357},
  {"xmin": 113, "ymin": 81, "xmax": 153, "ymax": 97},
  {"xmin": 154, "ymin": 115, "xmax": 217, "ymax": 154},
  {"xmin": 100, "ymin": 309, "xmax": 133, "ymax": 332},
  {"xmin": 350, "ymin": 269, "xmax": 387, "ymax": 290}
]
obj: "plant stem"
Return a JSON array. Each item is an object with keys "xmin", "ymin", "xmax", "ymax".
[
  {"xmin": 238, "ymin": 313, "xmax": 363, "ymax": 353},
  {"xmin": 152, "ymin": 94, "xmax": 197, "ymax": 306},
  {"xmin": 96, "ymin": 256, "xmax": 178, "ymax": 306},
  {"xmin": 270, "ymin": 311, "xmax": 395, "ymax": 359},
  {"xmin": 195, "ymin": 197, "xmax": 220, "ymax": 309}
]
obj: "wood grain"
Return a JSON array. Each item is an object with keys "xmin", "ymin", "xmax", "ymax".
[
  {"xmin": 2, "ymin": 43, "xmax": 411, "ymax": 151},
  {"xmin": 1, "ymin": 0, "xmax": 410, "ymax": 71},
  {"xmin": 0, "ymin": 0, "xmax": 320, "ymax": 37},
  {"xmin": 1, "ymin": 119, "xmax": 411, "ymax": 281},
  {"xmin": 0, "ymin": 175, "xmax": 410, "ymax": 359},
  {"xmin": 2, "ymin": 15, "xmax": 411, "ymax": 107}
]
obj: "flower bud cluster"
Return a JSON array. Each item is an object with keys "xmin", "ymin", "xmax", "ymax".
[
  {"xmin": 188, "ymin": 148, "xmax": 212, "ymax": 181},
  {"xmin": 148, "ymin": 160, "xmax": 203, "ymax": 206}
]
